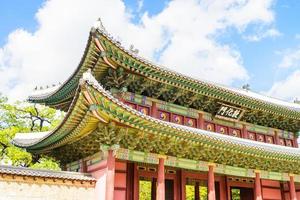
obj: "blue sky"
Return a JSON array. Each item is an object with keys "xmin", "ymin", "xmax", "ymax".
[{"xmin": 1, "ymin": 0, "xmax": 300, "ymax": 101}]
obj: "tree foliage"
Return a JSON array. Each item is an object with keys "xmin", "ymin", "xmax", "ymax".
[{"xmin": 0, "ymin": 93, "xmax": 64, "ymax": 170}]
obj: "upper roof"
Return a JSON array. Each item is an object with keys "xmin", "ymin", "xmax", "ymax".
[
  {"xmin": 28, "ymin": 19, "xmax": 300, "ymax": 121},
  {"xmin": 14, "ymin": 71, "xmax": 300, "ymax": 174}
]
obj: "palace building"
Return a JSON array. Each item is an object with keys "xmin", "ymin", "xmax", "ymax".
[{"xmin": 12, "ymin": 19, "xmax": 300, "ymax": 200}]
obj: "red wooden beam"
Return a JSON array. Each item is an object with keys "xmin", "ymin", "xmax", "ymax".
[
  {"xmin": 106, "ymin": 150, "xmax": 116, "ymax": 200},
  {"xmin": 198, "ymin": 113, "xmax": 205, "ymax": 129},
  {"xmin": 156, "ymin": 157, "xmax": 165, "ymax": 200},
  {"xmin": 208, "ymin": 164, "xmax": 216, "ymax": 200},
  {"xmin": 255, "ymin": 171, "xmax": 262, "ymax": 200},
  {"xmin": 289, "ymin": 175, "xmax": 297, "ymax": 200}
]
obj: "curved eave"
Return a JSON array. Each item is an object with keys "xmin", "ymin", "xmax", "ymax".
[
  {"xmin": 95, "ymin": 28, "xmax": 300, "ymax": 119},
  {"xmin": 27, "ymin": 31, "xmax": 101, "ymax": 111},
  {"xmin": 13, "ymin": 85, "xmax": 101, "ymax": 152},
  {"xmin": 80, "ymin": 72, "xmax": 300, "ymax": 160},
  {"xmin": 28, "ymin": 24, "xmax": 300, "ymax": 119},
  {"xmin": 14, "ymin": 72, "xmax": 300, "ymax": 173}
]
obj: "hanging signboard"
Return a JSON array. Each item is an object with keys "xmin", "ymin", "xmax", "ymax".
[{"xmin": 215, "ymin": 103, "xmax": 244, "ymax": 121}]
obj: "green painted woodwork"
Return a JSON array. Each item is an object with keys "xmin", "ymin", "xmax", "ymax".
[
  {"xmin": 25, "ymin": 75, "xmax": 300, "ymax": 175},
  {"xmin": 114, "ymin": 147, "xmax": 299, "ymax": 183},
  {"xmin": 29, "ymin": 28, "xmax": 300, "ymax": 133}
]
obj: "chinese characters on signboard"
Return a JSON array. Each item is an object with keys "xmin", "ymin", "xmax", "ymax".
[{"xmin": 215, "ymin": 104, "xmax": 244, "ymax": 121}]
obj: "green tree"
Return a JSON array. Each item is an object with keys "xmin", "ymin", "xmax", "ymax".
[{"xmin": 0, "ymin": 93, "xmax": 64, "ymax": 170}]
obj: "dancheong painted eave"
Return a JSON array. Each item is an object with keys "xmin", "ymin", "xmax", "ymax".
[
  {"xmin": 28, "ymin": 19, "xmax": 300, "ymax": 120},
  {"xmin": 14, "ymin": 71, "xmax": 300, "ymax": 174}
]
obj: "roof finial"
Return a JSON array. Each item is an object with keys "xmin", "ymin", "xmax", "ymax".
[
  {"xmin": 129, "ymin": 44, "xmax": 139, "ymax": 54},
  {"xmin": 242, "ymin": 84, "xmax": 250, "ymax": 91},
  {"xmin": 93, "ymin": 18, "xmax": 107, "ymax": 33}
]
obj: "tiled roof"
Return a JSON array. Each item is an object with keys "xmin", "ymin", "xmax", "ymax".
[
  {"xmin": 83, "ymin": 71, "xmax": 300, "ymax": 158},
  {"xmin": 14, "ymin": 71, "xmax": 300, "ymax": 159},
  {"xmin": 0, "ymin": 165, "xmax": 95, "ymax": 181},
  {"xmin": 28, "ymin": 19, "xmax": 300, "ymax": 115}
]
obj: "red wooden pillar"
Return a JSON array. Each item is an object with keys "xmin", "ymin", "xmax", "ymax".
[
  {"xmin": 293, "ymin": 136, "xmax": 299, "ymax": 148},
  {"xmin": 198, "ymin": 113, "xmax": 205, "ymax": 129},
  {"xmin": 289, "ymin": 174, "xmax": 297, "ymax": 200},
  {"xmin": 181, "ymin": 170, "xmax": 186, "ymax": 200},
  {"xmin": 157, "ymin": 157, "xmax": 165, "ymax": 200},
  {"xmin": 219, "ymin": 176, "xmax": 227, "ymax": 200},
  {"xmin": 275, "ymin": 131, "xmax": 280, "ymax": 145},
  {"xmin": 208, "ymin": 164, "xmax": 216, "ymax": 200},
  {"xmin": 133, "ymin": 163, "xmax": 139, "ymax": 200},
  {"xmin": 80, "ymin": 159, "xmax": 87, "ymax": 173},
  {"xmin": 105, "ymin": 150, "xmax": 116, "ymax": 200},
  {"xmin": 195, "ymin": 182, "xmax": 200, "ymax": 200},
  {"xmin": 255, "ymin": 171, "xmax": 262, "ymax": 200},
  {"xmin": 242, "ymin": 124, "xmax": 248, "ymax": 139},
  {"xmin": 151, "ymin": 102, "xmax": 158, "ymax": 118}
]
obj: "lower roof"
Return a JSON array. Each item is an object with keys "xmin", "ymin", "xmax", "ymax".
[{"xmin": 13, "ymin": 71, "xmax": 300, "ymax": 174}]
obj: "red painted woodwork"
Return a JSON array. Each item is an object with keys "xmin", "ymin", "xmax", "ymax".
[
  {"xmin": 274, "ymin": 130, "xmax": 280, "ymax": 145},
  {"xmin": 290, "ymin": 175, "xmax": 297, "ymax": 200},
  {"xmin": 126, "ymin": 163, "xmax": 133, "ymax": 200},
  {"xmin": 208, "ymin": 165, "xmax": 216, "ymax": 200},
  {"xmin": 279, "ymin": 138, "xmax": 285, "ymax": 146},
  {"xmin": 286, "ymin": 139, "xmax": 293, "ymax": 147},
  {"xmin": 261, "ymin": 179, "xmax": 280, "ymax": 187},
  {"xmin": 216, "ymin": 125, "xmax": 228, "ymax": 135},
  {"xmin": 266, "ymin": 136, "xmax": 274, "ymax": 144},
  {"xmin": 137, "ymin": 165, "xmax": 178, "ymax": 200},
  {"xmin": 294, "ymin": 137, "xmax": 299, "ymax": 148},
  {"xmin": 198, "ymin": 113, "xmax": 205, "ymax": 129},
  {"xmin": 157, "ymin": 158, "xmax": 165, "ymax": 200},
  {"xmin": 255, "ymin": 172, "xmax": 262, "ymax": 200},
  {"xmin": 195, "ymin": 182, "xmax": 200, "ymax": 200},
  {"xmin": 181, "ymin": 170, "xmax": 186, "ymax": 200},
  {"xmin": 262, "ymin": 188, "xmax": 281, "ymax": 200},
  {"xmin": 137, "ymin": 105, "xmax": 150, "ymax": 115},
  {"xmin": 205, "ymin": 121, "xmax": 215, "ymax": 132},
  {"xmin": 151, "ymin": 179, "xmax": 157, "ymax": 200},
  {"xmin": 80, "ymin": 159, "xmax": 87, "ymax": 173},
  {"xmin": 242, "ymin": 124, "xmax": 248, "ymax": 139},
  {"xmin": 219, "ymin": 176, "xmax": 227, "ymax": 200},
  {"xmin": 151, "ymin": 102, "xmax": 158, "ymax": 118},
  {"xmin": 185, "ymin": 117, "xmax": 197, "ymax": 128},
  {"xmin": 115, "ymin": 172, "xmax": 126, "ymax": 188},
  {"xmin": 158, "ymin": 110, "xmax": 170, "ymax": 122},
  {"xmin": 256, "ymin": 134, "xmax": 265, "ymax": 142},
  {"xmin": 88, "ymin": 159, "xmax": 107, "ymax": 174},
  {"xmin": 133, "ymin": 163, "xmax": 139, "ymax": 200},
  {"xmin": 248, "ymin": 132, "xmax": 256, "ymax": 141},
  {"xmin": 125, "ymin": 102, "xmax": 136, "ymax": 109},
  {"xmin": 226, "ymin": 177, "xmax": 254, "ymax": 200},
  {"xmin": 172, "ymin": 114, "xmax": 184, "ymax": 125},
  {"xmin": 229, "ymin": 128, "xmax": 241, "ymax": 138},
  {"xmin": 106, "ymin": 150, "xmax": 116, "ymax": 200},
  {"xmin": 115, "ymin": 161, "xmax": 127, "ymax": 171}
]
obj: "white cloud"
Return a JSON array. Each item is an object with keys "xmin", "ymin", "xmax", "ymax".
[
  {"xmin": 267, "ymin": 46, "xmax": 300, "ymax": 101},
  {"xmin": 267, "ymin": 70, "xmax": 300, "ymax": 101},
  {"xmin": 0, "ymin": 0, "xmax": 276, "ymax": 100},
  {"xmin": 243, "ymin": 28, "xmax": 281, "ymax": 41},
  {"xmin": 278, "ymin": 48, "xmax": 300, "ymax": 68}
]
